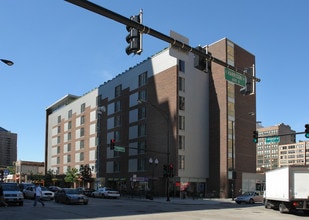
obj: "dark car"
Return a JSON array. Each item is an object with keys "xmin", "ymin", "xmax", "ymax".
[
  {"xmin": 54, "ymin": 188, "xmax": 88, "ymax": 205},
  {"xmin": 48, "ymin": 186, "xmax": 62, "ymax": 192},
  {"xmin": 76, "ymin": 187, "xmax": 95, "ymax": 197}
]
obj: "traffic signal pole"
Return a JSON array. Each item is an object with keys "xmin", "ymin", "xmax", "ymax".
[{"xmin": 65, "ymin": 0, "xmax": 261, "ymax": 82}]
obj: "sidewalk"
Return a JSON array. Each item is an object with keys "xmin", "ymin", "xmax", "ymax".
[{"xmin": 125, "ymin": 196, "xmax": 236, "ymax": 205}]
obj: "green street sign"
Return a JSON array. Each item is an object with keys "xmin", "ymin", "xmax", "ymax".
[
  {"xmin": 225, "ymin": 68, "xmax": 246, "ymax": 87},
  {"xmin": 114, "ymin": 146, "xmax": 125, "ymax": 152},
  {"xmin": 265, "ymin": 137, "xmax": 280, "ymax": 143}
]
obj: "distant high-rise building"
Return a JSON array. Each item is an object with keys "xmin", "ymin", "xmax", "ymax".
[
  {"xmin": 0, "ymin": 127, "xmax": 17, "ymax": 167},
  {"xmin": 278, "ymin": 141, "xmax": 309, "ymax": 167},
  {"xmin": 256, "ymin": 123, "xmax": 296, "ymax": 171}
]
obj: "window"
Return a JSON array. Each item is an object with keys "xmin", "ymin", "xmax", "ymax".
[
  {"xmin": 68, "ymin": 132, "xmax": 71, "ymax": 141},
  {"xmin": 80, "ymin": 152, "xmax": 84, "ymax": 161},
  {"xmin": 80, "ymin": 140, "xmax": 84, "ymax": 149},
  {"xmin": 178, "ymin": 155, "xmax": 185, "ymax": 169},
  {"xmin": 81, "ymin": 103, "xmax": 86, "ymax": 113},
  {"xmin": 80, "ymin": 115, "xmax": 85, "ymax": 125},
  {"xmin": 115, "ymin": 101, "xmax": 121, "ymax": 112},
  {"xmin": 179, "ymin": 116, "xmax": 185, "ymax": 130},
  {"xmin": 138, "ymin": 140, "xmax": 146, "ymax": 154},
  {"xmin": 138, "ymin": 72, "xmax": 148, "ymax": 87},
  {"xmin": 58, "ymin": 116, "xmax": 61, "ymax": 123},
  {"xmin": 179, "ymin": 96, "xmax": 185, "ymax": 110},
  {"xmin": 57, "ymin": 126, "xmax": 61, "ymax": 133},
  {"xmin": 80, "ymin": 128, "xmax": 85, "ymax": 137},
  {"xmin": 138, "ymin": 158, "xmax": 146, "ymax": 171},
  {"xmin": 138, "ymin": 124, "xmax": 146, "ymax": 137},
  {"xmin": 114, "ymin": 161, "xmax": 120, "ymax": 172},
  {"xmin": 138, "ymin": 106, "xmax": 146, "ymax": 120},
  {"xmin": 115, "ymin": 85, "xmax": 122, "ymax": 97},
  {"xmin": 67, "ymin": 154, "xmax": 71, "ymax": 163},
  {"xmin": 179, "ymin": 77, "xmax": 185, "ymax": 92},
  {"xmin": 68, "ymin": 110, "xmax": 72, "ymax": 119},
  {"xmin": 115, "ymin": 131, "xmax": 121, "ymax": 142},
  {"xmin": 68, "ymin": 121, "xmax": 72, "ymax": 130},
  {"xmin": 179, "ymin": 135, "xmax": 185, "ymax": 150},
  {"xmin": 114, "ymin": 115, "xmax": 122, "ymax": 127},
  {"xmin": 57, "ymin": 157, "xmax": 60, "ymax": 164},
  {"xmin": 57, "ymin": 136, "xmax": 60, "ymax": 144},
  {"xmin": 57, "ymin": 146, "xmax": 60, "ymax": 154},
  {"xmin": 179, "ymin": 60, "xmax": 185, "ymax": 72},
  {"xmin": 67, "ymin": 143, "xmax": 71, "ymax": 152},
  {"xmin": 138, "ymin": 90, "xmax": 147, "ymax": 101}
]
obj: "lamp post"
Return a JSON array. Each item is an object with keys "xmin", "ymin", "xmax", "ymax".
[
  {"xmin": 0, "ymin": 59, "xmax": 14, "ymax": 66},
  {"xmin": 231, "ymin": 111, "xmax": 255, "ymax": 200},
  {"xmin": 138, "ymin": 99, "xmax": 171, "ymax": 201},
  {"xmin": 149, "ymin": 157, "xmax": 159, "ymax": 198},
  {"xmin": 96, "ymin": 106, "xmax": 106, "ymax": 180}
]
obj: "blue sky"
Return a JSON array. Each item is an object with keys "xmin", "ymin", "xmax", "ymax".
[{"xmin": 1, "ymin": 0, "xmax": 308, "ymax": 162}]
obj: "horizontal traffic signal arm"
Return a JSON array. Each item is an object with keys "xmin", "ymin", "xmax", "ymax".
[
  {"xmin": 65, "ymin": 0, "xmax": 260, "ymax": 83},
  {"xmin": 259, "ymin": 131, "xmax": 306, "ymax": 139}
]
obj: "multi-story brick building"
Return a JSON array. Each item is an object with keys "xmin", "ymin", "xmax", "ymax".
[
  {"xmin": 256, "ymin": 123, "xmax": 296, "ymax": 171},
  {"xmin": 45, "ymin": 37, "xmax": 257, "ymax": 198},
  {"xmin": 278, "ymin": 141, "xmax": 309, "ymax": 167}
]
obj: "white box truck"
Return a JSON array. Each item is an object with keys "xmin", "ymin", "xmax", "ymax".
[{"xmin": 264, "ymin": 166, "xmax": 309, "ymax": 214}]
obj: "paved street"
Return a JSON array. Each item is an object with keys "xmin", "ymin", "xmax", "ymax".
[{"xmin": 0, "ymin": 196, "xmax": 308, "ymax": 220}]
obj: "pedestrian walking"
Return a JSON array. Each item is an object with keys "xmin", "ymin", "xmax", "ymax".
[
  {"xmin": 0, "ymin": 185, "xmax": 8, "ymax": 207},
  {"xmin": 33, "ymin": 183, "xmax": 45, "ymax": 207}
]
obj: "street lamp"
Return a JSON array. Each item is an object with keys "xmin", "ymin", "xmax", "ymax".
[
  {"xmin": 96, "ymin": 106, "xmax": 106, "ymax": 180},
  {"xmin": 137, "ymin": 99, "xmax": 171, "ymax": 201},
  {"xmin": 0, "ymin": 59, "xmax": 14, "ymax": 66},
  {"xmin": 149, "ymin": 157, "xmax": 159, "ymax": 198},
  {"xmin": 231, "ymin": 111, "xmax": 255, "ymax": 200}
]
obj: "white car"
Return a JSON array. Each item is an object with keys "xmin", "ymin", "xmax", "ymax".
[
  {"xmin": 91, "ymin": 187, "xmax": 120, "ymax": 199},
  {"xmin": 1, "ymin": 183, "xmax": 24, "ymax": 206},
  {"xmin": 23, "ymin": 186, "xmax": 54, "ymax": 200}
]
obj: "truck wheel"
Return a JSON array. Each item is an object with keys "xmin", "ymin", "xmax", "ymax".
[
  {"xmin": 279, "ymin": 203, "xmax": 287, "ymax": 213},
  {"xmin": 264, "ymin": 200, "xmax": 270, "ymax": 208},
  {"xmin": 249, "ymin": 198, "xmax": 254, "ymax": 204}
]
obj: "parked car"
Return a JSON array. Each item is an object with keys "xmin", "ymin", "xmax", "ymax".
[
  {"xmin": 54, "ymin": 188, "xmax": 89, "ymax": 205},
  {"xmin": 0, "ymin": 182, "xmax": 24, "ymax": 206},
  {"xmin": 23, "ymin": 186, "xmax": 54, "ymax": 200},
  {"xmin": 18, "ymin": 183, "xmax": 34, "ymax": 192},
  {"xmin": 48, "ymin": 186, "xmax": 62, "ymax": 192},
  {"xmin": 235, "ymin": 191, "xmax": 263, "ymax": 204},
  {"xmin": 91, "ymin": 187, "xmax": 120, "ymax": 199},
  {"xmin": 76, "ymin": 187, "xmax": 95, "ymax": 197}
]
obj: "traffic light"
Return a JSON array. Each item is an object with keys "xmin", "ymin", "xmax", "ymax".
[
  {"xmin": 163, "ymin": 165, "xmax": 168, "ymax": 178},
  {"xmin": 110, "ymin": 139, "xmax": 115, "ymax": 150},
  {"xmin": 253, "ymin": 131, "xmax": 258, "ymax": 143},
  {"xmin": 125, "ymin": 13, "xmax": 142, "ymax": 55},
  {"xmin": 194, "ymin": 46, "xmax": 211, "ymax": 72},
  {"xmin": 240, "ymin": 81, "xmax": 252, "ymax": 95},
  {"xmin": 169, "ymin": 164, "xmax": 174, "ymax": 177},
  {"xmin": 305, "ymin": 124, "xmax": 309, "ymax": 138},
  {"xmin": 240, "ymin": 67, "xmax": 254, "ymax": 95},
  {"xmin": 194, "ymin": 46, "xmax": 206, "ymax": 71}
]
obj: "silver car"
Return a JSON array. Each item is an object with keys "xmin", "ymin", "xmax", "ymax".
[
  {"xmin": 23, "ymin": 186, "xmax": 54, "ymax": 200},
  {"xmin": 235, "ymin": 191, "xmax": 263, "ymax": 204}
]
